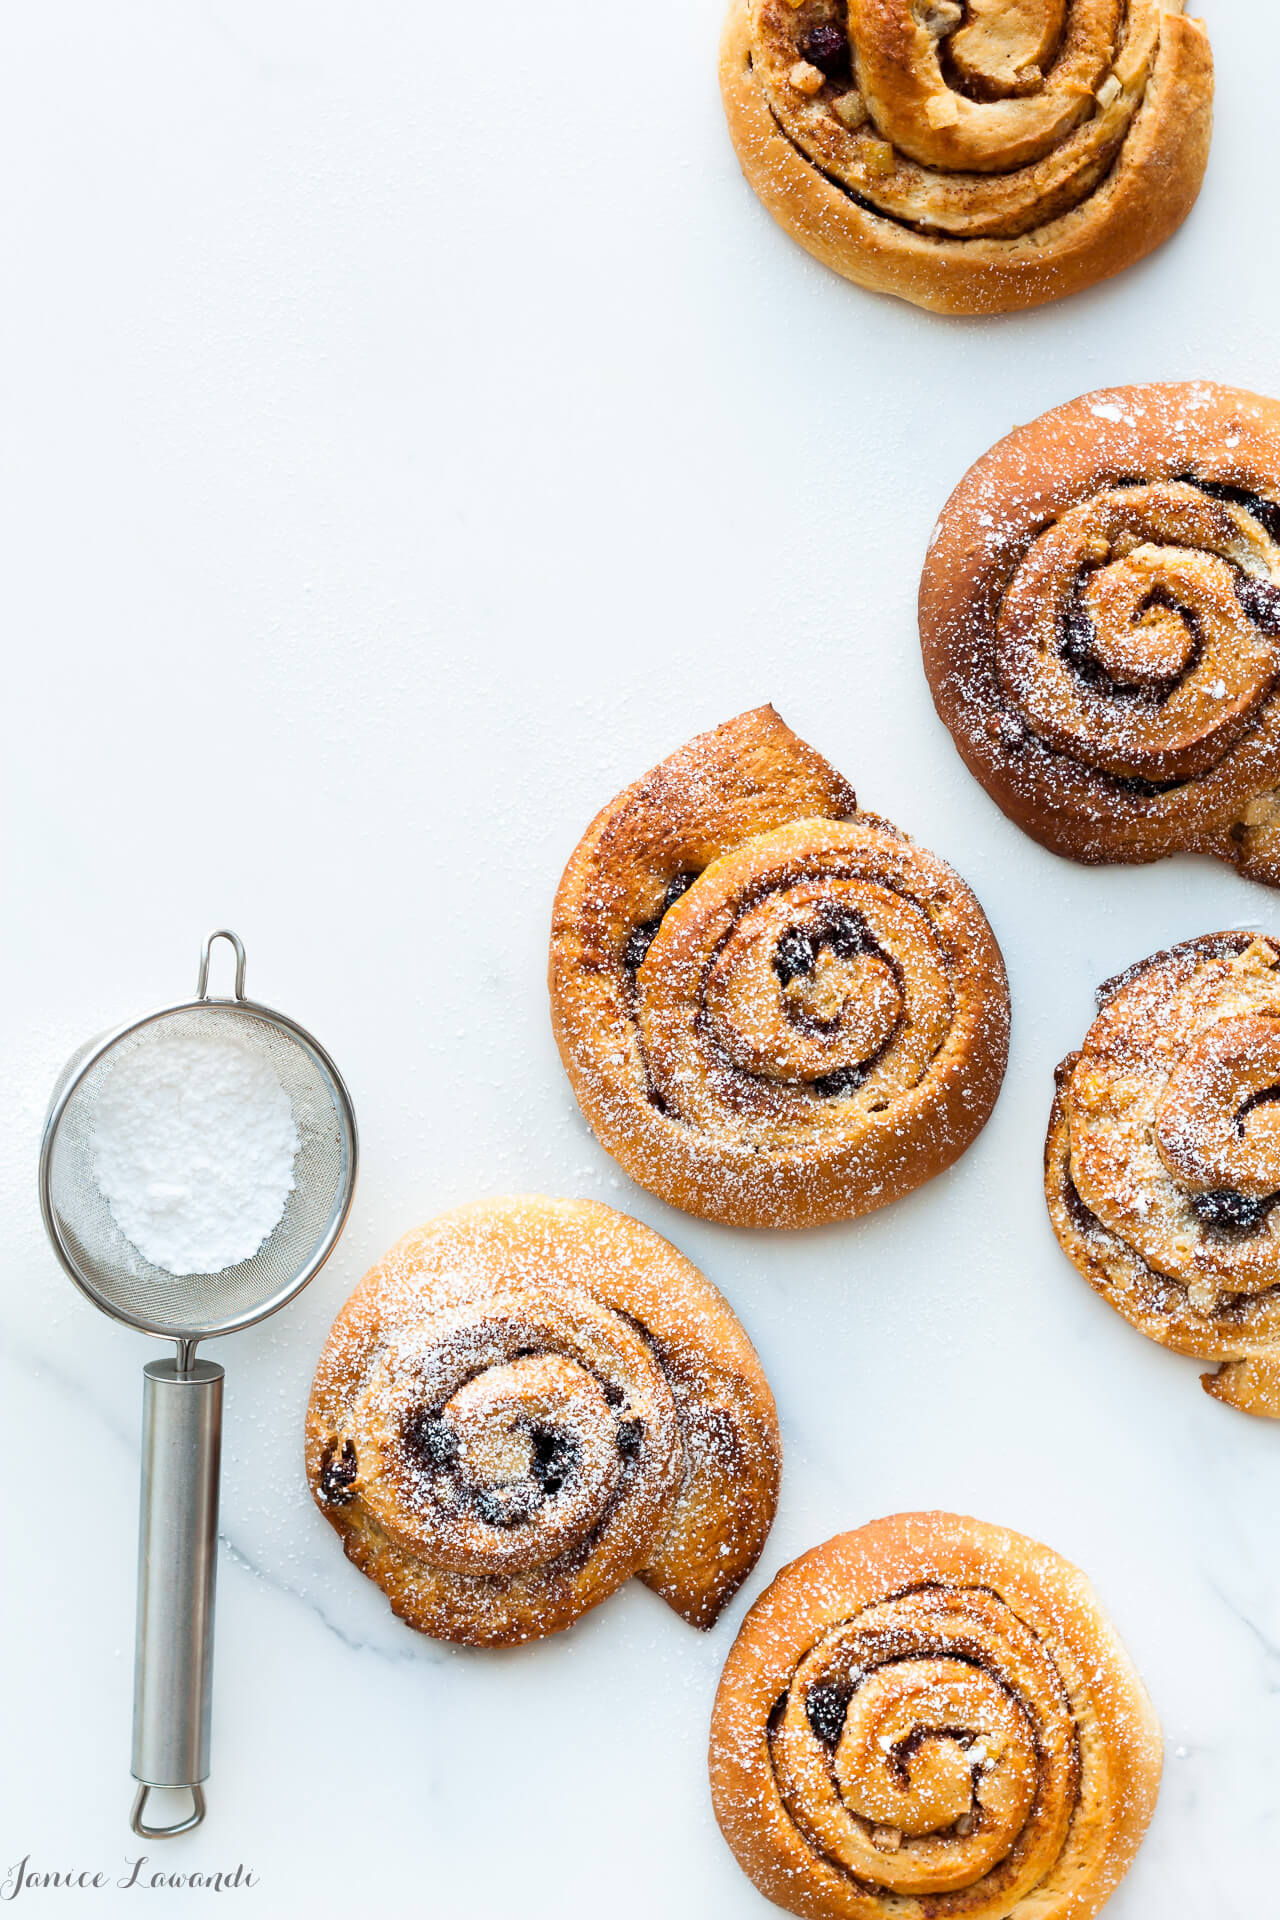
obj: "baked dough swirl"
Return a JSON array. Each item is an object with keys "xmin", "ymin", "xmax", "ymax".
[
  {"xmin": 720, "ymin": 0, "xmax": 1212, "ymax": 314},
  {"xmin": 1047, "ymin": 932, "xmax": 1280, "ymax": 1419},
  {"xmin": 710, "ymin": 1513, "xmax": 1162, "ymax": 1920},
  {"xmin": 549, "ymin": 708, "xmax": 1009, "ymax": 1228},
  {"xmin": 922, "ymin": 383, "xmax": 1280, "ymax": 883},
  {"xmin": 305, "ymin": 1196, "xmax": 781, "ymax": 1644}
]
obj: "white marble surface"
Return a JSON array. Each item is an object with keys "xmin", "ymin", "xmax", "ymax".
[{"xmin": 3, "ymin": 3, "xmax": 1279, "ymax": 1914}]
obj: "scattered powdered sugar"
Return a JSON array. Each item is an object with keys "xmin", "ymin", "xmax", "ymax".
[{"xmin": 91, "ymin": 1028, "xmax": 299, "ymax": 1275}]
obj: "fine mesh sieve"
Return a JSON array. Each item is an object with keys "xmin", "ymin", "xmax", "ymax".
[{"xmin": 38, "ymin": 930, "xmax": 358, "ymax": 1838}]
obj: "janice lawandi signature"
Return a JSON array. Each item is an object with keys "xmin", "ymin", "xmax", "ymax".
[{"xmin": 2, "ymin": 1857, "xmax": 258, "ymax": 1900}]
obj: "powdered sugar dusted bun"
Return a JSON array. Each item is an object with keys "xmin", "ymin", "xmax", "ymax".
[
  {"xmin": 719, "ymin": 1, "xmax": 1211, "ymax": 316},
  {"xmin": 549, "ymin": 708, "xmax": 1009, "ymax": 1229},
  {"xmin": 1047, "ymin": 933, "xmax": 1280, "ymax": 1420},
  {"xmin": 710, "ymin": 1513, "xmax": 1162, "ymax": 1920},
  {"xmin": 922, "ymin": 383, "xmax": 1280, "ymax": 882},
  {"xmin": 305, "ymin": 1196, "xmax": 781, "ymax": 1645}
]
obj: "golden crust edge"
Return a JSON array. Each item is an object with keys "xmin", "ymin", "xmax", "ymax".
[
  {"xmin": 552, "ymin": 799, "xmax": 1009, "ymax": 1229},
  {"xmin": 718, "ymin": 5, "xmax": 1213, "ymax": 316},
  {"xmin": 708, "ymin": 1513, "xmax": 1163, "ymax": 1920},
  {"xmin": 918, "ymin": 380, "xmax": 1280, "ymax": 873},
  {"xmin": 304, "ymin": 1195, "xmax": 783, "ymax": 1641}
]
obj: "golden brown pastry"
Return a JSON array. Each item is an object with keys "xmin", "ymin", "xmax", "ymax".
[
  {"xmin": 922, "ymin": 382, "xmax": 1280, "ymax": 883},
  {"xmin": 305, "ymin": 1195, "xmax": 781, "ymax": 1645},
  {"xmin": 720, "ymin": 1, "xmax": 1212, "ymax": 316},
  {"xmin": 710, "ymin": 1513, "xmax": 1162, "ymax": 1920},
  {"xmin": 1047, "ymin": 932, "xmax": 1280, "ymax": 1419},
  {"xmin": 549, "ymin": 707, "xmax": 1009, "ymax": 1229}
]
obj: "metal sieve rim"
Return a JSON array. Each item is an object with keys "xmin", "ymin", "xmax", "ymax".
[{"xmin": 38, "ymin": 991, "xmax": 359, "ymax": 1343}]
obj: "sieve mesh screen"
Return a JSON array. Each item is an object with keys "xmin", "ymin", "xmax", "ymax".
[{"xmin": 45, "ymin": 1005, "xmax": 351, "ymax": 1338}]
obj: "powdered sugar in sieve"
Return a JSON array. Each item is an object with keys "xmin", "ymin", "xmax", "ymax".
[{"xmin": 90, "ymin": 1025, "xmax": 300, "ymax": 1276}]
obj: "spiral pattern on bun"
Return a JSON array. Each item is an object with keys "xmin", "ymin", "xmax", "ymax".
[
  {"xmin": 549, "ymin": 708, "xmax": 1009, "ymax": 1229},
  {"xmin": 1047, "ymin": 933, "xmax": 1280, "ymax": 1419},
  {"xmin": 710, "ymin": 1513, "xmax": 1162, "ymax": 1920},
  {"xmin": 720, "ymin": 0, "xmax": 1212, "ymax": 314},
  {"xmin": 922, "ymin": 384, "xmax": 1280, "ymax": 884},
  {"xmin": 305, "ymin": 1197, "xmax": 781, "ymax": 1644}
]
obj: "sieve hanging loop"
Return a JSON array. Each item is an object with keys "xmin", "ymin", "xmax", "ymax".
[
  {"xmin": 196, "ymin": 928, "xmax": 247, "ymax": 1001},
  {"xmin": 131, "ymin": 1784, "xmax": 207, "ymax": 1839},
  {"xmin": 39, "ymin": 930, "xmax": 358, "ymax": 1836}
]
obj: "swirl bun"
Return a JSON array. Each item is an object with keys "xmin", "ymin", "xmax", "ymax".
[
  {"xmin": 1047, "ymin": 933, "xmax": 1280, "ymax": 1419},
  {"xmin": 922, "ymin": 383, "xmax": 1280, "ymax": 884},
  {"xmin": 710, "ymin": 1513, "xmax": 1162, "ymax": 1920},
  {"xmin": 720, "ymin": 0, "xmax": 1212, "ymax": 315},
  {"xmin": 549, "ymin": 708, "xmax": 1009, "ymax": 1228},
  {"xmin": 305, "ymin": 1196, "xmax": 781, "ymax": 1644}
]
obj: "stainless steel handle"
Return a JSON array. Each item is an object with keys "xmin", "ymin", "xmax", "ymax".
[{"xmin": 130, "ymin": 1358, "xmax": 224, "ymax": 1837}]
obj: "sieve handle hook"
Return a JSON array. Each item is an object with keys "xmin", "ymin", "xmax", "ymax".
[
  {"xmin": 131, "ymin": 1358, "xmax": 224, "ymax": 1836},
  {"xmin": 131, "ymin": 1782, "xmax": 206, "ymax": 1838},
  {"xmin": 196, "ymin": 929, "xmax": 247, "ymax": 1001}
]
